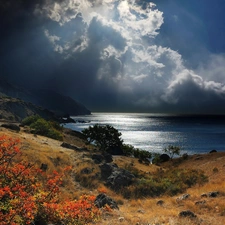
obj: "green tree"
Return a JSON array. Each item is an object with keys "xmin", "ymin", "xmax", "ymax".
[
  {"xmin": 163, "ymin": 145, "xmax": 181, "ymax": 159},
  {"xmin": 82, "ymin": 124, "xmax": 123, "ymax": 152}
]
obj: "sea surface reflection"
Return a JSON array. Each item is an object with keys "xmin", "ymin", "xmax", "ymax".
[{"xmin": 63, "ymin": 113, "xmax": 225, "ymax": 154}]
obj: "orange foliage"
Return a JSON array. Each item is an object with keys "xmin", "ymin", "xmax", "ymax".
[{"xmin": 0, "ymin": 135, "xmax": 100, "ymax": 225}]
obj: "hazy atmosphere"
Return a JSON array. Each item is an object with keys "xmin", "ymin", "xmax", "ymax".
[{"xmin": 1, "ymin": 0, "xmax": 225, "ymax": 114}]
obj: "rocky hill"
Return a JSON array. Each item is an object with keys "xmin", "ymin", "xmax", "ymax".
[
  {"xmin": 0, "ymin": 78, "xmax": 90, "ymax": 116},
  {"xmin": 0, "ymin": 96, "xmax": 58, "ymax": 122}
]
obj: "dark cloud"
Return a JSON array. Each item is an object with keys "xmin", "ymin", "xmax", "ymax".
[{"xmin": 1, "ymin": 0, "xmax": 225, "ymax": 114}]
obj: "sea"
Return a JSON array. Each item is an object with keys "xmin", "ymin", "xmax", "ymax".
[{"xmin": 63, "ymin": 113, "xmax": 225, "ymax": 155}]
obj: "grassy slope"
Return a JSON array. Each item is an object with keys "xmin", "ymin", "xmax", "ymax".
[{"xmin": 1, "ymin": 126, "xmax": 225, "ymax": 225}]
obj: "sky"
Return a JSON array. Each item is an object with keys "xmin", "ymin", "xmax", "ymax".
[{"xmin": 1, "ymin": 0, "xmax": 225, "ymax": 114}]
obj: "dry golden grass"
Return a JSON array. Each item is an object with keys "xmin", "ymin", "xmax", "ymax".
[{"xmin": 1, "ymin": 126, "xmax": 225, "ymax": 225}]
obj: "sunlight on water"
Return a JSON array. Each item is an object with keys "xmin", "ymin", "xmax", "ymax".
[{"xmin": 64, "ymin": 113, "xmax": 225, "ymax": 154}]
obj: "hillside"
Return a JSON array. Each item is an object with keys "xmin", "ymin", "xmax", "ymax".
[
  {"xmin": 0, "ymin": 96, "xmax": 58, "ymax": 122},
  {"xmin": 0, "ymin": 78, "xmax": 90, "ymax": 116},
  {"xmin": 1, "ymin": 125, "xmax": 225, "ymax": 225}
]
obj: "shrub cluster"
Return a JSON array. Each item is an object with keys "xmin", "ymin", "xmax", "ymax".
[
  {"xmin": 122, "ymin": 144, "xmax": 152, "ymax": 162},
  {"xmin": 0, "ymin": 135, "xmax": 100, "ymax": 225},
  {"xmin": 22, "ymin": 115, "xmax": 63, "ymax": 141},
  {"xmin": 120, "ymin": 168, "xmax": 208, "ymax": 198}
]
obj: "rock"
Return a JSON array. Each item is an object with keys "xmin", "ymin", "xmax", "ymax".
[
  {"xmin": 1, "ymin": 123, "xmax": 20, "ymax": 131},
  {"xmin": 60, "ymin": 117, "xmax": 75, "ymax": 123},
  {"xmin": 92, "ymin": 154, "xmax": 104, "ymax": 164},
  {"xmin": 160, "ymin": 154, "xmax": 170, "ymax": 162},
  {"xmin": 201, "ymin": 193, "xmax": 208, "ymax": 198},
  {"xmin": 99, "ymin": 163, "xmax": 118, "ymax": 180},
  {"xmin": 61, "ymin": 142, "xmax": 86, "ymax": 151},
  {"xmin": 201, "ymin": 191, "xmax": 219, "ymax": 198},
  {"xmin": 179, "ymin": 210, "xmax": 196, "ymax": 218},
  {"xmin": 209, "ymin": 149, "xmax": 217, "ymax": 153},
  {"xmin": 94, "ymin": 193, "xmax": 118, "ymax": 209},
  {"xmin": 61, "ymin": 142, "xmax": 78, "ymax": 150},
  {"xmin": 137, "ymin": 209, "xmax": 145, "ymax": 214},
  {"xmin": 156, "ymin": 200, "xmax": 164, "ymax": 206},
  {"xmin": 106, "ymin": 168, "xmax": 135, "ymax": 189},
  {"xmin": 118, "ymin": 217, "xmax": 125, "ymax": 222},
  {"xmin": 195, "ymin": 200, "xmax": 206, "ymax": 205},
  {"xmin": 208, "ymin": 191, "xmax": 219, "ymax": 197},
  {"xmin": 40, "ymin": 163, "xmax": 48, "ymax": 171},
  {"xmin": 177, "ymin": 193, "xmax": 190, "ymax": 201}
]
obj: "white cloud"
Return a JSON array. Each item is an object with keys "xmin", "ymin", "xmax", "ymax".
[{"xmin": 38, "ymin": 0, "xmax": 225, "ymax": 112}]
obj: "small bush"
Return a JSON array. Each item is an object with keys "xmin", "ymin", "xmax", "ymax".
[
  {"xmin": 21, "ymin": 115, "xmax": 41, "ymax": 126},
  {"xmin": 22, "ymin": 116, "xmax": 63, "ymax": 141},
  {"xmin": 122, "ymin": 144, "xmax": 152, "ymax": 162}
]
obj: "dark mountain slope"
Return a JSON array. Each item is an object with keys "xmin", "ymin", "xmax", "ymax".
[
  {"xmin": 0, "ymin": 78, "xmax": 90, "ymax": 116},
  {"xmin": 0, "ymin": 96, "xmax": 58, "ymax": 122}
]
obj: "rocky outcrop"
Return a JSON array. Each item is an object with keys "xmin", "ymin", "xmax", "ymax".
[
  {"xmin": 94, "ymin": 193, "xmax": 118, "ymax": 209},
  {"xmin": 99, "ymin": 163, "xmax": 118, "ymax": 180},
  {"xmin": 107, "ymin": 169, "xmax": 135, "ymax": 189},
  {"xmin": 61, "ymin": 142, "xmax": 87, "ymax": 151},
  {"xmin": 201, "ymin": 191, "xmax": 219, "ymax": 198},
  {"xmin": 99, "ymin": 163, "xmax": 135, "ymax": 190}
]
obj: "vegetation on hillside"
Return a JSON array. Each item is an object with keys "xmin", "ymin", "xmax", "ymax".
[
  {"xmin": 120, "ymin": 167, "xmax": 208, "ymax": 198},
  {"xmin": 0, "ymin": 135, "xmax": 100, "ymax": 225},
  {"xmin": 1, "ymin": 123, "xmax": 225, "ymax": 225},
  {"xmin": 21, "ymin": 115, "xmax": 63, "ymax": 141}
]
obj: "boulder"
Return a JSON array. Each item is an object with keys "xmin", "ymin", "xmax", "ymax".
[
  {"xmin": 177, "ymin": 193, "xmax": 190, "ymax": 201},
  {"xmin": 208, "ymin": 191, "xmax": 219, "ymax": 197},
  {"xmin": 106, "ymin": 168, "xmax": 135, "ymax": 189},
  {"xmin": 195, "ymin": 200, "xmax": 206, "ymax": 205},
  {"xmin": 156, "ymin": 200, "xmax": 164, "ymax": 206},
  {"xmin": 1, "ymin": 123, "xmax": 20, "ymax": 131},
  {"xmin": 61, "ymin": 142, "xmax": 86, "ymax": 151},
  {"xmin": 99, "ymin": 163, "xmax": 118, "ymax": 180},
  {"xmin": 179, "ymin": 210, "xmax": 196, "ymax": 218},
  {"xmin": 201, "ymin": 191, "xmax": 219, "ymax": 198},
  {"xmin": 94, "ymin": 193, "xmax": 118, "ymax": 209}
]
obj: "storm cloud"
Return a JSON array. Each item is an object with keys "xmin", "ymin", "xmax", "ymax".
[{"xmin": 1, "ymin": 0, "xmax": 225, "ymax": 114}]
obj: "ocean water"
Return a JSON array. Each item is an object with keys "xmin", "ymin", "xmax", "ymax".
[{"xmin": 63, "ymin": 113, "xmax": 225, "ymax": 154}]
